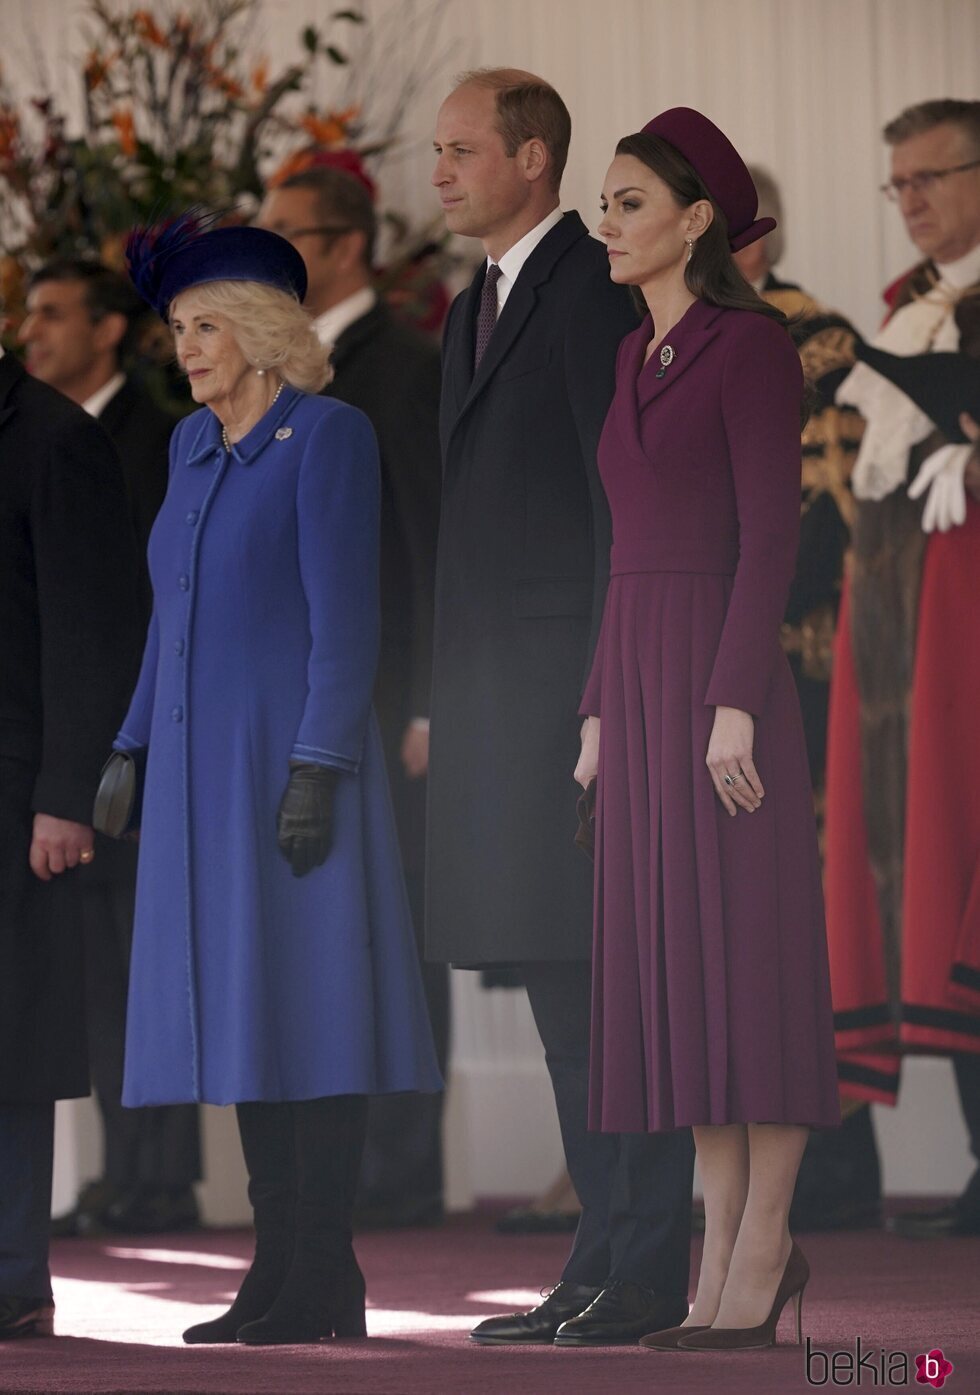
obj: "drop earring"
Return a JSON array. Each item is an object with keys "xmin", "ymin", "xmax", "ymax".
[{"xmin": 686, "ymin": 238, "xmax": 695, "ymax": 263}]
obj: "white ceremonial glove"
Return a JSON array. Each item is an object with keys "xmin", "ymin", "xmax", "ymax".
[{"xmin": 907, "ymin": 443, "xmax": 971, "ymax": 533}]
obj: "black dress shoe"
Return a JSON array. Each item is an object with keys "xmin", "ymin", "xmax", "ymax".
[
  {"xmin": 469, "ymin": 1282, "xmax": 601, "ymax": 1345},
  {"xmin": 0, "ymin": 1295, "xmax": 55, "ymax": 1340},
  {"xmin": 50, "ymin": 1179, "xmax": 123, "ymax": 1238},
  {"xmin": 554, "ymin": 1283, "xmax": 689, "ymax": 1347},
  {"xmin": 889, "ymin": 1201, "xmax": 980, "ymax": 1238},
  {"xmin": 105, "ymin": 1184, "xmax": 200, "ymax": 1234}
]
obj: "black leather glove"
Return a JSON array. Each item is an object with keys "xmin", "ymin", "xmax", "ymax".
[{"xmin": 276, "ymin": 763, "xmax": 339, "ymax": 877}]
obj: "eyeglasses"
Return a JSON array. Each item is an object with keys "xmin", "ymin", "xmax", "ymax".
[{"xmin": 880, "ymin": 159, "xmax": 980, "ymax": 201}]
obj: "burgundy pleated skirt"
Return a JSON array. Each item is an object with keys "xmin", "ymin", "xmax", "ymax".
[{"xmin": 588, "ymin": 568, "xmax": 841, "ymax": 1132}]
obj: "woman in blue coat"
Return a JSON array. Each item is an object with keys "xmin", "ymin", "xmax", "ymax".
[{"xmin": 114, "ymin": 218, "xmax": 441, "ymax": 1346}]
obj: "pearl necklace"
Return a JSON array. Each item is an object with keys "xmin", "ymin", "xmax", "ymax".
[{"xmin": 222, "ymin": 380, "xmax": 285, "ymax": 453}]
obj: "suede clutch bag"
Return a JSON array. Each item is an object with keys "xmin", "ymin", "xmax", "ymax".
[
  {"xmin": 574, "ymin": 779, "xmax": 596, "ymax": 861},
  {"xmin": 92, "ymin": 750, "xmax": 145, "ymax": 839}
]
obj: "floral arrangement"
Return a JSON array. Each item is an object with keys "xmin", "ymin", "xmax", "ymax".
[{"xmin": 0, "ymin": 0, "xmax": 454, "ymax": 341}]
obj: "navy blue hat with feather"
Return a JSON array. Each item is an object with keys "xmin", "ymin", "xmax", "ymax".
[{"xmin": 125, "ymin": 208, "xmax": 308, "ymax": 318}]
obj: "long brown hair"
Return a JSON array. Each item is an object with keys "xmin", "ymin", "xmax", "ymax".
[{"xmin": 615, "ymin": 131, "xmax": 786, "ymax": 325}]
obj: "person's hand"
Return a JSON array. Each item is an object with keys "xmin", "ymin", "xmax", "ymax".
[
  {"xmin": 276, "ymin": 763, "xmax": 339, "ymax": 877},
  {"xmin": 574, "ymin": 716, "xmax": 600, "ymax": 789},
  {"xmin": 907, "ymin": 442, "xmax": 970, "ymax": 531},
  {"xmin": 705, "ymin": 706, "xmax": 764, "ymax": 817},
  {"xmin": 961, "ymin": 412, "xmax": 980, "ymax": 503},
  {"xmin": 401, "ymin": 723, "xmax": 429, "ymax": 779},
  {"xmin": 30, "ymin": 815, "xmax": 95, "ymax": 881}
]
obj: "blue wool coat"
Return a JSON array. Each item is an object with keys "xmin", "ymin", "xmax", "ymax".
[{"xmin": 117, "ymin": 388, "xmax": 442, "ymax": 1106}]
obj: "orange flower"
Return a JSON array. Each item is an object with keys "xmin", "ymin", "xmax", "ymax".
[
  {"xmin": 133, "ymin": 10, "xmax": 167, "ymax": 47},
  {"xmin": 0, "ymin": 105, "xmax": 20, "ymax": 163},
  {"xmin": 251, "ymin": 59, "xmax": 268, "ymax": 94},
  {"xmin": 84, "ymin": 50, "xmax": 114, "ymax": 92},
  {"xmin": 299, "ymin": 106, "xmax": 358, "ymax": 148},
  {"xmin": 267, "ymin": 148, "xmax": 320, "ymax": 188},
  {"xmin": 111, "ymin": 108, "xmax": 137, "ymax": 158}
]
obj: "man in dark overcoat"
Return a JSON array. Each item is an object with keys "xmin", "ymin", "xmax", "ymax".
[
  {"xmin": 426, "ymin": 68, "xmax": 695, "ymax": 1346},
  {"xmin": 0, "ymin": 344, "xmax": 141, "ymax": 1337},
  {"xmin": 20, "ymin": 259, "xmax": 201, "ymax": 1237},
  {"xmin": 258, "ymin": 168, "xmax": 447, "ymax": 1227}
]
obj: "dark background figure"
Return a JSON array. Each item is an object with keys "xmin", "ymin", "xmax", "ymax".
[
  {"xmin": 735, "ymin": 169, "xmax": 864, "ymax": 829},
  {"xmin": 258, "ymin": 169, "xmax": 448, "ymax": 1229},
  {"xmin": 426, "ymin": 69, "xmax": 695, "ymax": 1348},
  {"xmin": 0, "ymin": 342, "xmax": 142, "ymax": 1338},
  {"xmin": 18, "ymin": 260, "xmax": 201, "ymax": 1237}
]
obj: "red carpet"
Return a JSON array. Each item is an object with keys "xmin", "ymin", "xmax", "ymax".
[{"xmin": 1, "ymin": 1209, "xmax": 977, "ymax": 1394}]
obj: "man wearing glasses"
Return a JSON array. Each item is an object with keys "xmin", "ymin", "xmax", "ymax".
[
  {"xmin": 822, "ymin": 99, "xmax": 980, "ymax": 1239},
  {"xmin": 256, "ymin": 166, "xmax": 448, "ymax": 1232}
]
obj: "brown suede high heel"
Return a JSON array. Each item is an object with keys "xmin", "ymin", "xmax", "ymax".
[
  {"xmin": 639, "ymin": 1323, "xmax": 710, "ymax": 1351},
  {"xmin": 677, "ymin": 1241, "xmax": 809, "ymax": 1351}
]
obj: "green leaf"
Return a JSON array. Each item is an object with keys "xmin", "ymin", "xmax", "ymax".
[
  {"xmin": 326, "ymin": 45, "xmax": 348, "ymax": 64},
  {"xmin": 302, "ymin": 25, "xmax": 319, "ymax": 53}
]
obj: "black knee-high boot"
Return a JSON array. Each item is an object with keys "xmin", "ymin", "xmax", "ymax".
[
  {"xmin": 237, "ymin": 1094, "xmax": 368, "ymax": 1345},
  {"xmin": 182, "ymin": 1102, "xmax": 296, "ymax": 1344}
]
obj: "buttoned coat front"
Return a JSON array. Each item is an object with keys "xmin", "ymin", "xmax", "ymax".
[
  {"xmin": 425, "ymin": 213, "xmax": 639, "ymax": 966},
  {"xmin": 117, "ymin": 389, "xmax": 442, "ymax": 1106}
]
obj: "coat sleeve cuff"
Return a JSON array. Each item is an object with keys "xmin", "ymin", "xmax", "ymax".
[
  {"xmin": 31, "ymin": 771, "xmax": 98, "ymax": 826},
  {"xmin": 290, "ymin": 742, "xmax": 360, "ymax": 775}
]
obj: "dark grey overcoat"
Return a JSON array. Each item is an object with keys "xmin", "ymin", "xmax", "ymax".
[
  {"xmin": 425, "ymin": 212, "xmax": 638, "ymax": 966},
  {"xmin": 0, "ymin": 354, "xmax": 141, "ymax": 1101}
]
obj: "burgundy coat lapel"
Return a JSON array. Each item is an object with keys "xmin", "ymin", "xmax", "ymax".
[{"xmin": 635, "ymin": 299, "xmax": 724, "ymax": 410}]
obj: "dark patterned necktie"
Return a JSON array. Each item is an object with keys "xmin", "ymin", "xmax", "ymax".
[{"xmin": 473, "ymin": 262, "xmax": 503, "ymax": 371}]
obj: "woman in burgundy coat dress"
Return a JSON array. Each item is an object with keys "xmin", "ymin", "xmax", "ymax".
[{"xmin": 575, "ymin": 110, "xmax": 839, "ymax": 1352}]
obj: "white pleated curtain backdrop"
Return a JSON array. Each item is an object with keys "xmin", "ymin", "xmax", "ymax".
[{"xmin": 12, "ymin": 0, "xmax": 979, "ymax": 1214}]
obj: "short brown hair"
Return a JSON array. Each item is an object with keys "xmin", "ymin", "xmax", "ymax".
[
  {"xmin": 884, "ymin": 99, "xmax": 980, "ymax": 154},
  {"xmin": 454, "ymin": 67, "xmax": 571, "ymax": 192},
  {"xmin": 278, "ymin": 166, "xmax": 377, "ymax": 267}
]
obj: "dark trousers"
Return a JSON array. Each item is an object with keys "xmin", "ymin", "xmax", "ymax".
[
  {"xmin": 0, "ymin": 1102, "xmax": 54, "ymax": 1299},
  {"xmin": 359, "ymin": 724, "xmax": 449, "ymax": 1215},
  {"xmin": 521, "ymin": 961, "xmax": 694, "ymax": 1295},
  {"xmin": 80, "ymin": 873, "xmax": 201, "ymax": 1187}
]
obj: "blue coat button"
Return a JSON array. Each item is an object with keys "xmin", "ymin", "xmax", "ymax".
[
  {"xmin": 186, "ymin": 511, "xmax": 199, "ymax": 525},
  {"xmin": 178, "ymin": 575, "xmax": 189, "ymax": 590},
  {"xmin": 174, "ymin": 639, "xmax": 185, "ymax": 656},
  {"xmin": 172, "ymin": 706, "xmax": 183, "ymax": 722}
]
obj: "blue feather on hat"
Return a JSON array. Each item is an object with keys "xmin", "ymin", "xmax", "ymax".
[{"xmin": 125, "ymin": 206, "xmax": 308, "ymax": 317}]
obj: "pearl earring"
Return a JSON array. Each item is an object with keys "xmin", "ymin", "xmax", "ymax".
[{"xmin": 256, "ymin": 367, "xmax": 266, "ymax": 377}]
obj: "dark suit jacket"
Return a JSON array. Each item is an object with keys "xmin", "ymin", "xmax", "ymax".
[
  {"xmin": 99, "ymin": 377, "xmax": 173, "ymax": 624},
  {"xmin": 425, "ymin": 212, "xmax": 639, "ymax": 966},
  {"xmin": 323, "ymin": 300, "xmax": 441, "ymax": 734},
  {"xmin": 0, "ymin": 354, "xmax": 142, "ymax": 1100}
]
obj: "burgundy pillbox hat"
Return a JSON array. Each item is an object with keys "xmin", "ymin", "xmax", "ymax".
[{"xmin": 641, "ymin": 107, "xmax": 776, "ymax": 252}]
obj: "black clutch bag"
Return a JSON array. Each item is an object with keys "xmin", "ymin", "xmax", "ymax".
[
  {"xmin": 574, "ymin": 779, "xmax": 597, "ymax": 861},
  {"xmin": 92, "ymin": 750, "xmax": 145, "ymax": 839}
]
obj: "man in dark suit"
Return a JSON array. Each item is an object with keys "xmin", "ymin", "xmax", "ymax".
[
  {"xmin": 257, "ymin": 168, "xmax": 447, "ymax": 1228},
  {"xmin": 0, "ymin": 342, "xmax": 142, "ymax": 1337},
  {"xmin": 426, "ymin": 69, "xmax": 695, "ymax": 1346},
  {"xmin": 19, "ymin": 261, "xmax": 201, "ymax": 1236}
]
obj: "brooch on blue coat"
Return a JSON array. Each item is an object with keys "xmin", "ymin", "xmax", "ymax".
[
  {"xmin": 275, "ymin": 427, "xmax": 293, "ymax": 440},
  {"xmin": 656, "ymin": 344, "xmax": 674, "ymax": 379}
]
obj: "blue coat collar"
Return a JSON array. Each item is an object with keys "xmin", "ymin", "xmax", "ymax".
[{"xmin": 185, "ymin": 386, "xmax": 303, "ymax": 466}]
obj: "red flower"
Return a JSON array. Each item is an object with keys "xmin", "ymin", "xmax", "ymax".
[{"xmin": 267, "ymin": 145, "xmax": 376, "ymax": 202}]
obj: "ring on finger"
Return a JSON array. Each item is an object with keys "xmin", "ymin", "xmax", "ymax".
[{"xmin": 723, "ymin": 772, "xmax": 742, "ymax": 789}]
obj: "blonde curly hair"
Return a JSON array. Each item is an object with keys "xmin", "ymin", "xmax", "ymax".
[{"xmin": 170, "ymin": 279, "xmax": 332, "ymax": 393}]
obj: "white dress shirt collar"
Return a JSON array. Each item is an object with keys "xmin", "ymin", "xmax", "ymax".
[
  {"xmin": 313, "ymin": 287, "xmax": 378, "ymax": 349},
  {"xmin": 489, "ymin": 207, "xmax": 564, "ymax": 314},
  {"xmin": 82, "ymin": 371, "xmax": 126, "ymax": 418},
  {"xmin": 935, "ymin": 241, "xmax": 980, "ymax": 290}
]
